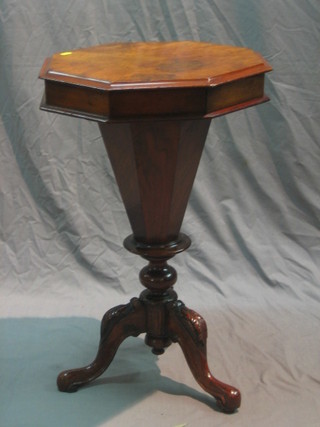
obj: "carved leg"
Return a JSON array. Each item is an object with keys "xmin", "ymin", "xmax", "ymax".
[
  {"xmin": 168, "ymin": 301, "xmax": 241, "ymax": 413},
  {"xmin": 57, "ymin": 298, "xmax": 146, "ymax": 392}
]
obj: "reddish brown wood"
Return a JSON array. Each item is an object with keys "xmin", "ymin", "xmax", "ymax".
[
  {"xmin": 40, "ymin": 41, "xmax": 272, "ymax": 414},
  {"xmin": 39, "ymin": 41, "xmax": 271, "ymax": 122},
  {"xmin": 57, "ymin": 286, "xmax": 240, "ymax": 412},
  {"xmin": 39, "ymin": 42, "xmax": 271, "ymax": 90},
  {"xmin": 56, "ymin": 235, "xmax": 241, "ymax": 412},
  {"xmin": 168, "ymin": 301, "xmax": 241, "ymax": 413},
  {"xmin": 57, "ymin": 298, "xmax": 146, "ymax": 392},
  {"xmin": 100, "ymin": 119, "xmax": 210, "ymax": 243}
]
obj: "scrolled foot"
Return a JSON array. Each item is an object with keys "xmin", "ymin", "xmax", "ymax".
[
  {"xmin": 57, "ymin": 369, "xmax": 87, "ymax": 393},
  {"xmin": 57, "ymin": 298, "xmax": 146, "ymax": 392},
  {"xmin": 168, "ymin": 301, "xmax": 241, "ymax": 413},
  {"xmin": 215, "ymin": 387, "xmax": 241, "ymax": 413}
]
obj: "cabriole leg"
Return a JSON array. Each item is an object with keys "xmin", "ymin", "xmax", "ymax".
[
  {"xmin": 168, "ymin": 301, "xmax": 241, "ymax": 413},
  {"xmin": 57, "ymin": 298, "xmax": 146, "ymax": 392}
]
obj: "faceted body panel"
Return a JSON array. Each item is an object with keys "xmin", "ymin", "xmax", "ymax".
[{"xmin": 100, "ymin": 119, "xmax": 210, "ymax": 243}]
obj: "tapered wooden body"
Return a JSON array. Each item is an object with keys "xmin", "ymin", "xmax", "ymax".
[
  {"xmin": 100, "ymin": 119, "xmax": 210, "ymax": 244},
  {"xmin": 39, "ymin": 41, "xmax": 271, "ymax": 246}
]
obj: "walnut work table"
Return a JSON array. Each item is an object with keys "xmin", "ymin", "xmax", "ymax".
[{"xmin": 39, "ymin": 41, "xmax": 271, "ymax": 413}]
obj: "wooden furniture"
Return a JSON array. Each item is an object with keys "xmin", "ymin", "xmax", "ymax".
[{"xmin": 39, "ymin": 41, "xmax": 271, "ymax": 413}]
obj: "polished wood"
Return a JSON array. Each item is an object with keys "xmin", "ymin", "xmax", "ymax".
[
  {"xmin": 100, "ymin": 119, "xmax": 210, "ymax": 243},
  {"xmin": 40, "ymin": 41, "xmax": 272, "ymax": 413},
  {"xmin": 40, "ymin": 42, "xmax": 271, "ymax": 89},
  {"xmin": 57, "ymin": 289, "xmax": 240, "ymax": 413},
  {"xmin": 40, "ymin": 41, "xmax": 271, "ymax": 122}
]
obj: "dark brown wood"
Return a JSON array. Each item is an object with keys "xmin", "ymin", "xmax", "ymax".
[
  {"xmin": 168, "ymin": 301, "xmax": 241, "ymax": 413},
  {"xmin": 40, "ymin": 41, "xmax": 272, "ymax": 414},
  {"xmin": 57, "ymin": 298, "xmax": 146, "ymax": 392},
  {"xmin": 56, "ymin": 236, "xmax": 241, "ymax": 412},
  {"xmin": 57, "ymin": 286, "xmax": 240, "ymax": 412},
  {"xmin": 100, "ymin": 119, "xmax": 210, "ymax": 243}
]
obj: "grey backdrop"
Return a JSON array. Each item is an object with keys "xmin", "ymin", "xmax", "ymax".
[{"xmin": 1, "ymin": 1, "xmax": 319, "ymax": 426}]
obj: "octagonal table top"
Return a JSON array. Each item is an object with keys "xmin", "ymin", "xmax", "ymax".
[{"xmin": 39, "ymin": 41, "xmax": 272, "ymax": 121}]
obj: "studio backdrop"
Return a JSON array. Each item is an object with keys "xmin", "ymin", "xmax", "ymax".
[{"xmin": 1, "ymin": 1, "xmax": 319, "ymax": 427}]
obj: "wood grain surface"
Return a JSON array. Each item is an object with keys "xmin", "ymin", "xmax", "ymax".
[{"xmin": 40, "ymin": 41, "xmax": 271, "ymax": 121}]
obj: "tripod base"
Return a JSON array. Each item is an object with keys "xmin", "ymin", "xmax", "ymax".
[{"xmin": 57, "ymin": 289, "xmax": 241, "ymax": 413}]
